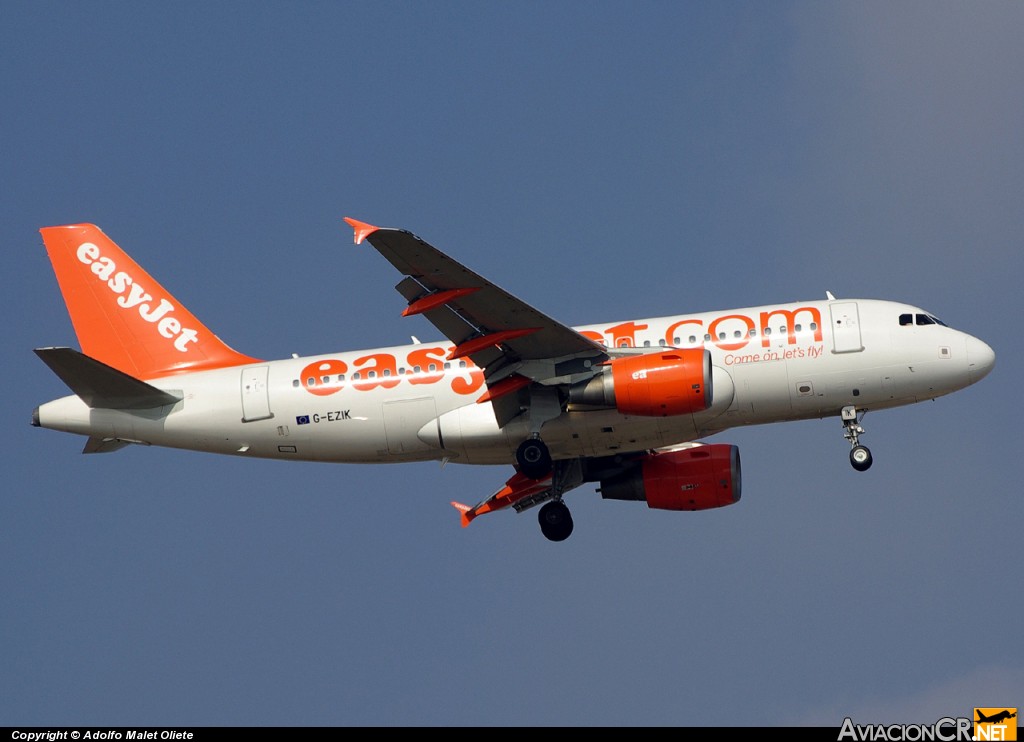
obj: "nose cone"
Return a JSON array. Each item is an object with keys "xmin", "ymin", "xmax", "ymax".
[{"xmin": 965, "ymin": 335, "xmax": 995, "ymax": 383}]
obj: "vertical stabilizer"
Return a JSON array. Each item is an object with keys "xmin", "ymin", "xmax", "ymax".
[{"xmin": 39, "ymin": 224, "xmax": 260, "ymax": 378}]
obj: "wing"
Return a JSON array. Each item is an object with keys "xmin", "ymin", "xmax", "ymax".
[{"xmin": 345, "ymin": 218, "xmax": 608, "ymax": 424}]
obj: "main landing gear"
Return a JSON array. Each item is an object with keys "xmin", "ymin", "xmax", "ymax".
[
  {"xmin": 515, "ymin": 439, "xmax": 576, "ymax": 541},
  {"xmin": 841, "ymin": 405, "xmax": 873, "ymax": 472},
  {"xmin": 538, "ymin": 500, "xmax": 574, "ymax": 542},
  {"xmin": 516, "ymin": 436, "xmax": 552, "ymax": 480}
]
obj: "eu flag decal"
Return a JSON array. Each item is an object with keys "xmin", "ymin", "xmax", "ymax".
[{"xmin": 296, "ymin": 415, "xmax": 310, "ymax": 425}]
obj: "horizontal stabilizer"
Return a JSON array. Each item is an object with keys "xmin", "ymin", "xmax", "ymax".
[
  {"xmin": 82, "ymin": 436, "xmax": 132, "ymax": 454},
  {"xmin": 34, "ymin": 347, "xmax": 181, "ymax": 409}
]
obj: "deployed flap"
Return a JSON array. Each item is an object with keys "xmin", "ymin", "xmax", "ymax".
[
  {"xmin": 346, "ymin": 220, "xmax": 606, "ymax": 372},
  {"xmin": 35, "ymin": 347, "xmax": 181, "ymax": 410}
]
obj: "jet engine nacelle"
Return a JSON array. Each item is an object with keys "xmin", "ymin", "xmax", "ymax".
[
  {"xmin": 599, "ymin": 444, "xmax": 741, "ymax": 511},
  {"xmin": 569, "ymin": 348, "xmax": 712, "ymax": 417}
]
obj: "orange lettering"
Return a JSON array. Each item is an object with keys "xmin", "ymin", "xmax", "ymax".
[
  {"xmin": 708, "ymin": 314, "xmax": 754, "ymax": 352},
  {"xmin": 300, "ymin": 358, "xmax": 347, "ymax": 397},
  {"xmin": 406, "ymin": 347, "xmax": 447, "ymax": 386},
  {"xmin": 452, "ymin": 366, "xmax": 485, "ymax": 395},
  {"xmin": 758, "ymin": 307, "xmax": 823, "ymax": 348},
  {"xmin": 605, "ymin": 321, "xmax": 648, "ymax": 348},
  {"xmin": 352, "ymin": 353, "xmax": 400, "ymax": 391}
]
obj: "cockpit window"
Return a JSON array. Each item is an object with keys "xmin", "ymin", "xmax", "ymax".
[{"xmin": 900, "ymin": 312, "xmax": 947, "ymax": 327}]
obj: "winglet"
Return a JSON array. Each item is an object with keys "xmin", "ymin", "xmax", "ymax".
[
  {"xmin": 343, "ymin": 217, "xmax": 379, "ymax": 245},
  {"xmin": 450, "ymin": 501, "xmax": 476, "ymax": 528}
]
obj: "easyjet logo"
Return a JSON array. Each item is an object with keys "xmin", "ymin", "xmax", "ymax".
[
  {"xmin": 659, "ymin": 307, "xmax": 823, "ymax": 351},
  {"xmin": 575, "ymin": 307, "xmax": 823, "ymax": 352},
  {"xmin": 299, "ymin": 347, "xmax": 485, "ymax": 397},
  {"xmin": 76, "ymin": 242, "xmax": 199, "ymax": 352}
]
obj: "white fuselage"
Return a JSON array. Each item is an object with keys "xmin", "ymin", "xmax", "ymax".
[{"xmin": 36, "ymin": 298, "xmax": 993, "ymax": 465}]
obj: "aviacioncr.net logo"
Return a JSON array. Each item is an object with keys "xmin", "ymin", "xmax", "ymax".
[
  {"xmin": 838, "ymin": 717, "xmax": 973, "ymax": 741},
  {"xmin": 974, "ymin": 708, "xmax": 1017, "ymax": 741}
]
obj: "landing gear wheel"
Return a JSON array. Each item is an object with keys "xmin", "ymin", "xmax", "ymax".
[
  {"xmin": 841, "ymin": 406, "xmax": 872, "ymax": 472},
  {"xmin": 850, "ymin": 445, "xmax": 873, "ymax": 472},
  {"xmin": 538, "ymin": 501, "xmax": 574, "ymax": 542},
  {"xmin": 516, "ymin": 438, "xmax": 552, "ymax": 480}
]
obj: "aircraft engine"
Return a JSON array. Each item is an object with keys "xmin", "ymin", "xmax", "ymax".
[
  {"xmin": 569, "ymin": 348, "xmax": 712, "ymax": 417},
  {"xmin": 598, "ymin": 444, "xmax": 741, "ymax": 511}
]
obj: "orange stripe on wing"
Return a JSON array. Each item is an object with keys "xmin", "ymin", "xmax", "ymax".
[
  {"xmin": 476, "ymin": 374, "xmax": 531, "ymax": 403},
  {"xmin": 403, "ymin": 287, "xmax": 480, "ymax": 317}
]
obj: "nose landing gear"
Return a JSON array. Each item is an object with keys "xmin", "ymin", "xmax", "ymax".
[{"xmin": 841, "ymin": 405, "xmax": 873, "ymax": 471}]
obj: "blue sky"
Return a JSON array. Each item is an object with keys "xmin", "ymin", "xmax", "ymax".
[{"xmin": 2, "ymin": 1, "xmax": 1021, "ymax": 726}]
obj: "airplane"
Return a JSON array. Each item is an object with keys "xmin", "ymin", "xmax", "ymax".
[
  {"xmin": 977, "ymin": 710, "xmax": 1017, "ymax": 725},
  {"xmin": 32, "ymin": 220, "xmax": 996, "ymax": 541}
]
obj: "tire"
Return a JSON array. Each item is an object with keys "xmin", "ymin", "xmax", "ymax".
[
  {"xmin": 850, "ymin": 445, "xmax": 873, "ymax": 472},
  {"xmin": 516, "ymin": 438, "xmax": 552, "ymax": 480},
  {"xmin": 538, "ymin": 501, "xmax": 574, "ymax": 542}
]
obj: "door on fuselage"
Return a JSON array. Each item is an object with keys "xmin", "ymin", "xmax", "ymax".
[
  {"xmin": 830, "ymin": 302, "xmax": 864, "ymax": 354},
  {"xmin": 241, "ymin": 366, "xmax": 273, "ymax": 422}
]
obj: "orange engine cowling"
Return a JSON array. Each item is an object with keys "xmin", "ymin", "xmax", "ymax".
[
  {"xmin": 599, "ymin": 444, "xmax": 741, "ymax": 511},
  {"xmin": 569, "ymin": 348, "xmax": 712, "ymax": 417}
]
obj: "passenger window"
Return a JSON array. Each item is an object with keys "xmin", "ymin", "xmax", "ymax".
[
  {"xmin": 659, "ymin": 339, "xmax": 667, "ymax": 347},
  {"xmin": 718, "ymin": 332, "xmax": 726, "ymax": 340},
  {"xmin": 643, "ymin": 340, "xmax": 651, "ymax": 347},
  {"xmin": 382, "ymin": 369, "xmax": 391, "ymax": 376},
  {"xmin": 795, "ymin": 324, "xmax": 802, "ymax": 333},
  {"xmin": 339, "ymin": 373, "xmax": 346, "ymax": 381},
  {"xmin": 749, "ymin": 328, "xmax": 757, "ymax": 337},
  {"xmin": 306, "ymin": 377, "xmax": 315, "ymax": 386},
  {"xmin": 688, "ymin": 335, "xmax": 696, "ymax": 344},
  {"xmin": 779, "ymin": 325, "xmax": 787, "ymax": 334},
  {"xmin": 733, "ymin": 330, "xmax": 742, "ymax": 339},
  {"xmin": 352, "ymin": 372, "xmax": 361, "ymax": 380},
  {"xmin": 809, "ymin": 322, "xmax": 817, "ymax": 331},
  {"xmin": 763, "ymin": 327, "xmax": 772, "ymax": 336},
  {"xmin": 292, "ymin": 379, "xmax": 299, "ymax": 388},
  {"xmin": 321, "ymin": 376, "xmax": 330, "ymax": 384},
  {"xmin": 444, "ymin": 362, "xmax": 451, "ymax": 369},
  {"xmin": 367, "ymin": 371, "xmax": 376, "ymax": 378}
]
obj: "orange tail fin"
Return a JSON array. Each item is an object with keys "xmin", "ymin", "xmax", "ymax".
[{"xmin": 39, "ymin": 224, "xmax": 260, "ymax": 379}]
